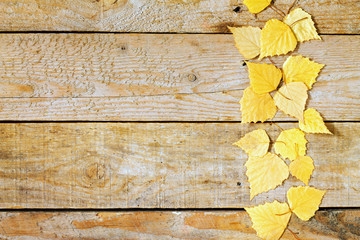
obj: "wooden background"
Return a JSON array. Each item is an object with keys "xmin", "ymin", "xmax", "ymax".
[{"xmin": 0, "ymin": 0, "xmax": 359, "ymax": 239}]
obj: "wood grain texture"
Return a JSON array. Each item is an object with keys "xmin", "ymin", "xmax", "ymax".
[
  {"xmin": 0, "ymin": 0, "xmax": 359, "ymax": 33},
  {"xmin": 0, "ymin": 34, "xmax": 359, "ymax": 121},
  {"xmin": 0, "ymin": 210, "xmax": 358, "ymax": 239},
  {"xmin": 0, "ymin": 122, "xmax": 358, "ymax": 208}
]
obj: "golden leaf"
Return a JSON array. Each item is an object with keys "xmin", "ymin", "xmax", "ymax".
[
  {"xmin": 243, "ymin": 0, "xmax": 272, "ymax": 14},
  {"xmin": 283, "ymin": 55, "xmax": 325, "ymax": 89},
  {"xmin": 283, "ymin": 8, "xmax": 321, "ymax": 42},
  {"xmin": 287, "ymin": 186, "xmax": 326, "ymax": 221},
  {"xmin": 289, "ymin": 156, "xmax": 314, "ymax": 185},
  {"xmin": 245, "ymin": 152, "xmax": 289, "ymax": 199},
  {"xmin": 228, "ymin": 26, "xmax": 261, "ymax": 59},
  {"xmin": 240, "ymin": 87, "xmax": 277, "ymax": 123},
  {"xmin": 274, "ymin": 128, "xmax": 307, "ymax": 161},
  {"xmin": 247, "ymin": 62, "xmax": 282, "ymax": 94},
  {"xmin": 233, "ymin": 129, "xmax": 270, "ymax": 157},
  {"xmin": 273, "ymin": 82, "xmax": 308, "ymax": 122},
  {"xmin": 299, "ymin": 108, "xmax": 332, "ymax": 134},
  {"xmin": 245, "ymin": 201, "xmax": 291, "ymax": 240},
  {"xmin": 260, "ymin": 19, "xmax": 297, "ymax": 59}
]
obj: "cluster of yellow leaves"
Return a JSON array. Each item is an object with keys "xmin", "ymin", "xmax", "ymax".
[
  {"xmin": 229, "ymin": 8, "xmax": 320, "ymax": 59},
  {"xmin": 235, "ymin": 128, "xmax": 315, "ymax": 197},
  {"xmin": 240, "ymin": 57, "xmax": 330, "ymax": 133},
  {"xmin": 246, "ymin": 186, "xmax": 326, "ymax": 240},
  {"xmin": 230, "ymin": 2, "xmax": 333, "ymax": 239}
]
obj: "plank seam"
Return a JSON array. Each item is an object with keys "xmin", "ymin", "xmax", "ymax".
[{"xmin": 0, "ymin": 207, "xmax": 358, "ymax": 212}]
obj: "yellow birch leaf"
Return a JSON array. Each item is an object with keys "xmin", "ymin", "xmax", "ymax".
[
  {"xmin": 287, "ymin": 186, "xmax": 326, "ymax": 221},
  {"xmin": 274, "ymin": 82, "xmax": 308, "ymax": 122},
  {"xmin": 228, "ymin": 26, "xmax": 261, "ymax": 59},
  {"xmin": 283, "ymin": 55, "xmax": 325, "ymax": 89},
  {"xmin": 247, "ymin": 62, "xmax": 282, "ymax": 94},
  {"xmin": 289, "ymin": 156, "xmax": 314, "ymax": 185},
  {"xmin": 260, "ymin": 19, "xmax": 297, "ymax": 59},
  {"xmin": 283, "ymin": 8, "xmax": 321, "ymax": 42},
  {"xmin": 245, "ymin": 152, "xmax": 289, "ymax": 199},
  {"xmin": 245, "ymin": 201, "xmax": 291, "ymax": 240},
  {"xmin": 274, "ymin": 128, "xmax": 307, "ymax": 161},
  {"xmin": 233, "ymin": 129, "xmax": 270, "ymax": 157},
  {"xmin": 240, "ymin": 87, "xmax": 277, "ymax": 123},
  {"xmin": 243, "ymin": 0, "xmax": 272, "ymax": 14},
  {"xmin": 299, "ymin": 108, "xmax": 332, "ymax": 134}
]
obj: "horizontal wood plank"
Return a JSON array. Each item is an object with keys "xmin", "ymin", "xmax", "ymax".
[
  {"xmin": 0, "ymin": 210, "xmax": 359, "ymax": 239},
  {"xmin": 0, "ymin": 122, "xmax": 358, "ymax": 208},
  {"xmin": 0, "ymin": 34, "xmax": 359, "ymax": 121},
  {"xmin": 0, "ymin": 0, "xmax": 359, "ymax": 34}
]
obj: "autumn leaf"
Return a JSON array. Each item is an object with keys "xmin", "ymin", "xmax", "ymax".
[
  {"xmin": 240, "ymin": 87, "xmax": 277, "ymax": 123},
  {"xmin": 228, "ymin": 26, "xmax": 261, "ymax": 59},
  {"xmin": 260, "ymin": 19, "xmax": 298, "ymax": 59},
  {"xmin": 283, "ymin": 8, "xmax": 321, "ymax": 43},
  {"xmin": 273, "ymin": 82, "xmax": 308, "ymax": 122},
  {"xmin": 283, "ymin": 55, "xmax": 325, "ymax": 89},
  {"xmin": 287, "ymin": 186, "xmax": 326, "ymax": 221},
  {"xmin": 243, "ymin": 0, "xmax": 272, "ymax": 14},
  {"xmin": 233, "ymin": 129, "xmax": 270, "ymax": 157},
  {"xmin": 245, "ymin": 201, "xmax": 291, "ymax": 240},
  {"xmin": 299, "ymin": 108, "xmax": 332, "ymax": 134},
  {"xmin": 274, "ymin": 128, "xmax": 307, "ymax": 161},
  {"xmin": 289, "ymin": 156, "xmax": 315, "ymax": 185},
  {"xmin": 245, "ymin": 152, "xmax": 289, "ymax": 199},
  {"xmin": 247, "ymin": 62, "xmax": 282, "ymax": 94}
]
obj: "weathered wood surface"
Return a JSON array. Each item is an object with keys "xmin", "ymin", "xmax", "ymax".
[
  {"xmin": 0, "ymin": 0, "xmax": 359, "ymax": 34},
  {"xmin": 0, "ymin": 210, "xmax": 358, "ymax": 239},
  {"xmin": 0, "ymin": 122, "xmax": 358, "ymax": 208},
  {"xmin": 0, "ymin": 34, "xmax": 359, "ymax": 121}
]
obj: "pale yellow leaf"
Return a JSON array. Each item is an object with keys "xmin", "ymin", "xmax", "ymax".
[
  {"xmin": 245, "ymin": 201, "xmax": 291, "ymax": 240},
  {"xmin": 283, "ymin": 8, "xmax": 321, "ymax": 42},
  {"xmin": 240, "ymin": 87, "xmax": 277, "ymax": 123},
  {"xmin": 260, "ymin": 19, "xmax": 297, "ymax": 59},
  {"xmin": 287, "ymin": 186, "xmax": 326, "ymax": 221},
  {"xmin": 274, "ymin": 82, "xmax": 308, "ymax": 122},
  {"xmin": 289, "ymin": 156, "xmax": 314, "ymax": 185},
  {"xmin": 245, "ymin": 152, "xmax": 289, "ymax": 199},
  {"xmin": 247, "ymin": 62, "xmax": 282, "ymax": 94},
  {"xmin": 299, "ymin": 108, "xmax": 332, "ymax": 134},
  {"xmin": 283, "ymin": 55, "xmax": 325, "ymax": 89},
  {"xmin": 243, "ymin": 0, "xmax": 272, "ymax": 14},
  {"xmin": 233, "ymin": 129, "xmax": 270, "ymax": 157},
  {"xmin": 228, "ymin": 26, "xmax": 261, "ymax": 59},
  {"xmin": 274, "ymin": 128, "xmax": 307, "ymax": 161}
]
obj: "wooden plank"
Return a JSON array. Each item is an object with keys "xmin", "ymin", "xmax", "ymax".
[
  {"xmin": 0, "ymin": 34, "xmax": 359, "ymax": 121},
  {"xmin": 0, "ymin": 210, "xmax": 358, "ymax": 239},
  {"xmin": 0, "ymin": 122, "xmax": 358, "ymax": 208},
  {"xmin": 0, "ymin": 0, "xmax": 359, "ymax": 34}
]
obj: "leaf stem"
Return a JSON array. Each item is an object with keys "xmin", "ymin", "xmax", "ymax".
[
  {"xmin": 275, "ymin": 210, "xmax": 291, "ymax": 216},
  {"xmin": 267, "ymin": 57, "xmax": 276, "ymax": 65},
  {"xmin": 277, "ymin": 90, "xmax": 292, "ymax": 100},
  {"xmin": 270, "ymin": 122, "xmax": 284, "ymax": 131},
  {"xmin": 290, "ymin": 17, "xmax": 309, "ymax": 27},
  {"xmin": 287, "ymin": 0, "xmax": 298, "ymax": 14},
  {"xmin": 269, "ymin": 5, "xmax": 286, "ymax": 18},
  {"xmin": 287, "ymin": 227, "xmax": 302, "ymax": 240}
]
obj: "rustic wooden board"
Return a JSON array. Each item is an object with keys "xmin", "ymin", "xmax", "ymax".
[
  {"xmin": 0, "ymin": 0, "xmax": 359, "ymax": 34},
  {"xmin": 0, "ymin": 122, "xmax": 358, "ymax": 209},
  {"xmin": 0, "ymin": 210, "xmax": 358, "ymax": 239},
  {"xmin": 0, "ymin": 34, "xmax": 359, "ymax": 121}
]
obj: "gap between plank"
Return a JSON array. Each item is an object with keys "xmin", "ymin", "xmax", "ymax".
[
  {"xmin": 0, "ymin": 31, "xmax": 358, "ymax": 36},
  {"xmin": 0, "ymin": 207, "xmax": 359, "ymax": 212},
  {"xmin": 0, "ymin": 120, "xmax": 358, "ymax": 123}
]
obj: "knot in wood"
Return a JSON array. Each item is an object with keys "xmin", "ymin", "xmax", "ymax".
[
  {"xmin": 85, "ymin": 163, "xmax": 105, "ymax": 180},
  {"xmin": 187, "ymin": 74, "xmax": 197, "ymax": 82}
]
